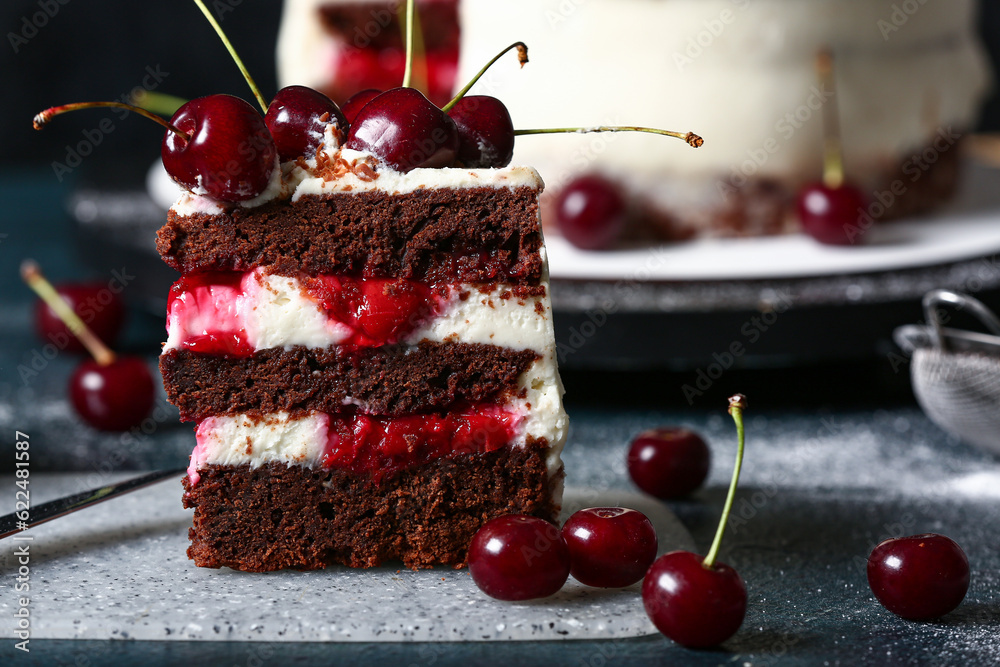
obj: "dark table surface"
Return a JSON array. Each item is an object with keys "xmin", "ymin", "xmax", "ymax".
[{"xmin": 2, "ymin": 170, "xmax": 999, "ymax": 666}]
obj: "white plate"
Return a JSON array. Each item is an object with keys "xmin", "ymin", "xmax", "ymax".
[{"xmin": 547, "ymin": 162, "xmax": 1000, "ymax": 282}]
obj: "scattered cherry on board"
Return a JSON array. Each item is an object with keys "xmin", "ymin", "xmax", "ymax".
[
  {"xmin": 627, "ymin": 427, "xmax": 711, "ymax": 499},
  {"xmin": 867, "ymin": 533, "xmax": 970, "ymax": 621},
  {"xmin": 467, "ymin": 515, "xmax": 570, "ymax": 601},
  {"xmin": 641, "ymin": 395, "xmax": 749, "ymax": 648},
  {"xmin": 562, "ymin": 507, "xmax": 657, "ymax": 588}
]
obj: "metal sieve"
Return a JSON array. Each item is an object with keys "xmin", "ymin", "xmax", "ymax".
[{"xmin": 894, "ymin": 290, "xmax": 1000, "ymax": 457}]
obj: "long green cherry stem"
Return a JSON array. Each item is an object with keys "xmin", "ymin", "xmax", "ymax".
[
  {"xmin": 33, "ymin": 102, "xmax": 191, "ymax": 141},
  {"xmin": 441, "ymin": 42, "xmax": 528, "ymax": 113},
  {"xmin": 191, "ymin": 0, "xmax": 267, "ymax": 113},
  {"xmin": 130, "ymin": 90, "xmax": 188, "ymax": 118},
  {"xmin": 515, "ymin": 126, "xmax": 704, "ymax": 148},
  {"xmin": 21, "ymin": 260, "xmax": 116, "ymax": 366},
  {"xmin": 817, "ymin": 48, "xmax": 844, "ymax": 190},
  {"xmin": 401, "ymin": 0, "xmax": 416, "ymax": 88},
  {"xmin": 703, "ymin": 394, "xmax": 747, "ymax": 569}
]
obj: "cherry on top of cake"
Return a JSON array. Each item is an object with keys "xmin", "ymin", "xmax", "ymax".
[{"xmin": 31, "ymin": 0, "xmax": 703, "ymax": 207}]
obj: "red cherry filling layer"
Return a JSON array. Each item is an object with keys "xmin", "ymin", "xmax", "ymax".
[
  {"xmin": 323, "ymin": 406, "xmax": 521, "ymax": 480},
  {"xmin": 193, "ymin": 405, "xmax": 522, "ymax": 483},
  {"xmin": 303, "ymin": 275, "xmax": 437, "ymax": 347},
  {"xmin": 166, "ymin": 271, "xmax": 445, "ymax": 355}
]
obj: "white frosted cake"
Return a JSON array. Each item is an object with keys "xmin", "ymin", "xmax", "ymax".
[{"xmin": 278, "ymin": 0, "xmax": 991, "ymax": 239}]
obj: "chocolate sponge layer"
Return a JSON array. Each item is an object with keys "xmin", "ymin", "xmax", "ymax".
[
  {"xmin": 156, "ymin": 187, "xmax": 543, "ymax": 284},
  {"xmin": 183, "ymin": 446, "xmax": 560, "ymax": 571},
  {"xmin": 160, "ymin": 342, "xmax": 539, "ymax": 422}
]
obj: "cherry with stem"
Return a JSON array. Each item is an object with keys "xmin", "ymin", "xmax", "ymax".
[
  {"xmin": 21, "ymin": 261, "xmax": 154, "ymax": 432},
  {"xmin": 796, "ymin": 48, "xmax": 868, "ymax": 245},
  {"xmin": 641, "ymin": 394, "xmax": 748, "ymax": 648}
]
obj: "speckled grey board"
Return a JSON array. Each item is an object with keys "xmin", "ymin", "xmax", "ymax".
[{"xmin": 1, "ymin": 474, "xmax": 693, "ymax": 642}]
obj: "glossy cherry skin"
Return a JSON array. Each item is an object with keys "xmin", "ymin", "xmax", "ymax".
[
  {"xmin": 643, "ymin": 550, "xmax": 747, "ymax": 648},
  {"xmin": 627, "ymin": 428, "xmax": 711, "ymax": 499},
  {"xmin": 468, "ymin": 515, "xmax": 571, "ymax": 601},
  {"xmin": 447, "ymin": 96, "xmax": 515, "ymax": 169},
  {"xmin": 265, "ymin": 85, "xmax": 348, "ymax": 162},
  {"xmin": 867, "ymin": 533, "xmax": 970, "ymax": 620},
  {"xmin": 563, "ymin": 507, "xmax": 658, "ymax": 588},
  {"xmin": 341, "ymin": 88, "xmax": 382, "ymax": 125},
  {"xmin": 554, "ymin": 175, "xmax": 628, "ymax": 250},
  {"xmin": 162, "ymin": 94, "xmax": 277, "ymax": 202},
  {"xmin": 796, "ymin": 182, "xmax": 869, "ymax": 246},
  {"xmin": 68, "ymin": 357, "xmax": 155, "ymax": 431},
  {"xmin": 34, "ymin": 283, "xmax": 124, "ymax": 354},
  {"xmin": 345, "ymin": 87, "xmax": 459, "ymax": 172}
]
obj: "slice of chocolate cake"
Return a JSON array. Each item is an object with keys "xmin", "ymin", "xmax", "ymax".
[{"xmin": 158, "ymin": 125, "xmax": 568, "ymax": 571}]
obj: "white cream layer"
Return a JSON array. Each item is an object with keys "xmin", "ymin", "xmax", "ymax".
[
  {"xmin": 187, "ymin": 360, "xmax": 566, "ymax": 485},
  {"xmin": 164, "ymin": 268, "xmax": 553, "ymax": 353},
  {"xmin": 185, "ymin": 353, "xmax": 567, "ymax": 487},
  {"xmin": 169, "ymin": 133, "xmax": 543, "ymax": 217}
]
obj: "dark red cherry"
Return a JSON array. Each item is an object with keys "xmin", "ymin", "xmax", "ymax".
[
  {"xmin": 796, "ymin": 181, "xmax": 869, "ymax": 246},
  {"xmin": 265, "ymin": 85, "xmax": 347, "ymax": 162},
  {"xmin": 468, "ymin": 515, "xmax": 571, "ymax": 601},
  {"xmin": 341, "ymin": 88, "xmax": 382, "ymax": 125},
  {"xmin": 447, "ymin": 96, "xmax": 515, "ymax": 168},
  {"xmin": 867, "ymin": 533, "xmax": 970, "ymax": 620},
  {"xmin": 643, "ymin": 550, "xmax": 747, "ymax": 648},
  {"xmin": 627, "ymin": 428, "xmax": 711, "ymax": 499},
  {"xmin": 161, "ymin": 94, "xmax": 277, "ymax": 202},
  {"xmin": 68, "ymin": 357, "xmax": 155, "ymax": 431},
  {"xmin": 554, "ymin": 175, "xmax": 628, "ymax": 250},
  {"xmin": 563, "ymin": 507, "xmax": 657, "ymax": 588},
  {"xmin": 345, "ymin": 87, "xmax": 459, "ymax": 172},
  {"xmin": 34, "ymin": 283, "xmax": 125, "ymax": 354}
]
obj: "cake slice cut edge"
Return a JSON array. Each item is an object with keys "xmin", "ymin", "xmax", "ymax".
[{"xmin": 159, "ymin": 140, "xmax": 569, "ymax": 571}]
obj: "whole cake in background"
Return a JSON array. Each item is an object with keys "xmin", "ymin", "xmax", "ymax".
[
  {"xmin": 278, "ymin": 0, "xmax": 991, "ymax": 241},
  {"xmin": 157, "ymin": 121, "xmax": 568, "ymax": 571},
  {"xmin": 278, "ymin": 0, "xmax": 460, "ymax": 107}
]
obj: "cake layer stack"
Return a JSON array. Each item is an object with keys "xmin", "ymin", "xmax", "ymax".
[{"xmin": 157, "ymin": 135, "xmax": 568, "ymax": 571}]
